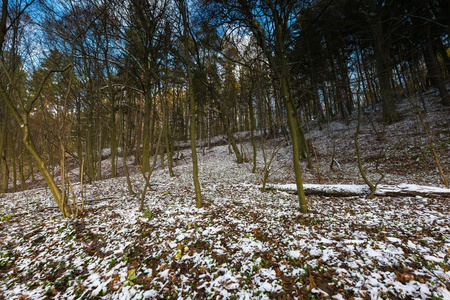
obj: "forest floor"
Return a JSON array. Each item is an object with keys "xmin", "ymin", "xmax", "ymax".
[{"xmin": 0, "ymin": 90, "xmax": 450, "ymax": 299}]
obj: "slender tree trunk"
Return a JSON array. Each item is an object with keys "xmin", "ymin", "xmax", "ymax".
[
  {"xmin": 436, "ymin": 39, "xmax": 450, "ymax": 79},
  {"xmin": 0, "ymin": 112, "xmax": 8, "ymax": 193},
  {"xmin": 86, "ymin": 109, "xmax": 96, "ymax": 181},
  {"xmin": 25, "ymin": 133, "xmax": 69, "ymax": 216},
  {"xmin": 188, "ymin": 57, "xmax": 202, "ymax": 208},
  {"xmin": 134, "ymin": 93, "xmax": 143, "ymax": 165},
  {"xmin": 160, "ymin": 142, "xmax": 165, "ymax": 170},
  {"xmin": 60, "ymin": 138, "xmax": 66, "ymax": 211},
  {"xmin": 369, "ymin": 6, "xmax": 399, "ymax": 123},
  {"xmin": 28, "ymin": 152, "xmax": 34, "ymax": 182},
  {"xmin": 184, "ymin": 99, "xmax": 189, "ymax": 142},
  {"xmin": 297, "ymin": 120, "xmax": 311, "ymax": 168},
  {"xmin": 218, "ymin": 108, "xmax": 243, "ymax": 164},
  {"xmin": 110, "ymin": 95, "xmax": 117, "ymax": 178},
  {"xmin": 75, "ymin": 100, "xmax": 83, "ymax": 182},
  {"xmin": 19, "ymin": 151, "xmax": 25, "ymax": 191},
  {"xmin": 4, "ymin": 104, "xmax": 69, "ymax": 215},
  {"xmin": 11, "ymin": 133, "xmax": 16, "ymax": 192},
  {"xmin": 248, "ymin": 89, "xmax": 257, "ymax": 173},
  {"xmin": 139, "ymin": 125, "xmax": 163, "ymax": 211},
  {"xmin": 0, "ymin": 0, "xmax": 7, "ymax": 51},
  {"xmin": 180, "ymin": 0, "xmax": 202, "ymax": 208},
  {"xmin": 207, "ymin": 109, "xmax": 211, "ymax": 149},
  {"xmin": 268, "ymin": 0, "xmax": 308, "ymax": 212},
  {"xmin": 338, "ymin": 48, "xmax": 354, "ymax": 117},
  {"xmin": 0, "ymin": 66, "xmax": 70, "ymax": 217},
  {"xmin": 103, "ymin": 18, "xmax": 117, "ymax": 178},
  {"xmin": 355, "ymin": 45, "xmax": 371, "ymax": 108},
  {"xmin": 423, "ymin": 40, "xmax": 450, "ymax": 106},
  {"xmin": 142, "ymin": 97, "xmax": 152, "ymax": 172},
  {"xmin": 0, "ymin": 1, "xmax": 8, "ymax": 192},
  {"xmin": 97, "ymin": 118, "xmax": 102, "ymax": 180},
  {"xmin": 355, "ymin": 96, "xmax": 376, "ymax": 197},
  {"xmin": 163, "ymin": 95, "xmax": 175, "ymax": 177},
  {"xmin": 283, "ymin": 79, "xmax": 308, "ymax": 213},
  {"xmin": 120, "ymin": 88, "xmax": 135, "ymax": 195}
]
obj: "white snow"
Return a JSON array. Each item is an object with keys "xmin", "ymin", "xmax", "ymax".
[{"xmin": 0, "ymin": 144, "xmax": 449, "ymax": 299}]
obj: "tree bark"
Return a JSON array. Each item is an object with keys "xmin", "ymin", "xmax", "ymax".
[
  {"xmin": 355, "ymin": 96, "xmax": 376, "ymax": 198},
  {"xmin": 10, "ymin": 132, "xmax": 16, "ymax": 192},
  {"xmin": 119, "ymin": 88, "xmax": 135, "ymax": 195},
  {"xmin": 218, "ymin": 107, "xmax": 243, "ymax": 164},
  {"xmin": 179, "ymin": 0, "xmax": 202, "ymax": 208},
  {"xmin": 1, "ymin": 86, "xmax": 69, "ymax": 216},
  {"xmin": 367, "ymin": 0, "xmax": 399, "ymax": 123},
  {"xmin": 372, "ymin": 36, "xmax": 399, "ymax": 123},
  {"xmin": 0, "ymin": 110, "xmax": 8, "ymax": 193},
  {"xmin": 0, "ymin": 0, "xmax": 7, "ymax": 50},
  {"xmin": 142, "ymin": 97, "xmax": 152, "ymax": 172},
  {"xmin": 248, "ymin": 88, "xmax": 257, "ymax": 173},
  {"xmin": 0, "ymin": 0, "xmax": 8, "ymax": 193},
  {"xmin": 108, "ymin": 85, "xmax": 117, "ymax": 178},
  {"xmin": 163, "ymin": 93, "xmax": 175, "ymax": 177},
  {"xmin": 0, "ymin": 61, "xmax": 71, "ymax": 216},
  {"xmin": 255, "ymin": 0, "xmax": 308, "ymax": 212},
  {"xmin": 86, "ymin": 108, "xmax": 96, "ymax": 181}
]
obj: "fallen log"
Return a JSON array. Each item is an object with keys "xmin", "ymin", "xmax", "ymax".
[{"xmin": 265, "ymin": 183, "xmax": 450, "ymax": 198}]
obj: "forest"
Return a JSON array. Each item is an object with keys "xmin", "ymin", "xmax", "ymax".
[{"xmin": 0, "ymin": 0, "xmax": 449, "ymax": 299}]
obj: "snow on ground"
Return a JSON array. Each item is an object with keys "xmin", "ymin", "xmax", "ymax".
[
  {"xmin": 300, "ymin": 93, "xmax": 450, "ymax": 187},
  {"xmin": 1, "ymin": 145, "xmax": 449, "ymax": 299},
  {"xmin": 0, "ymin": 87, "xmax": 448, "ymax": 300},
  {"xmin": 0, "ymin": 146, "xmax": 450, "ymax": 299}
]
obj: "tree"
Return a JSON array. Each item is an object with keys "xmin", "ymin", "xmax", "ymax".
[
  {"xmin": 0, "ymin": 93, "xmax": 8, "ymax": 193},
  {"xmin": 362, "ymin": 0, "xmax": 400, "ymax": 123},
  {"xmin": 203, "ymin": 0, "xmax": 308, "ymax": 212},
  {"xmin": 178, "ymin": 0, "xmax": 202, "ymax": 208},
  {"xmin": 0, "ymin": 0, "xmax": 75, "ymax": 216},
  {"xmin": 0, "ymin": 0, "xmax": 9, "ymax": 192},
  {"xmin": 413, "ymin": 0, "xmax": 450, "ymax": 106},
  {"xmin": 124, "ymin": 0, "xmax": 172, "ymax": 173},
  {"xmin": 0, "ymin": 58, "xmax": 72, "ymax": 217}
]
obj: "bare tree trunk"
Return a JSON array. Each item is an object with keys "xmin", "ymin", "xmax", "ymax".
[
  {"xmin": 218, "ymin": 108, "xmax": 243, "ymax": 164},
  {"xmin": 28, "ymin": 152, "xmax": 34, "ymax": 182},
  {"xmin": 355, "ymin": 96, "xmax": 376, "ymax": 198},
  {"xmin": 0, "ymin": 111, "xmax": 8, "ymax": 193},
  {"xmin": 179, "ymin": 0, "xmax": 202, "ymax": 208},
  {"xmin": 248, "ymin": 89, "xmax": 257, "ymax": 173},
  {"xmin": 19, "ymin": 151, "xmax": 25, "ymax": 191},
  {"xmin": 163, "ymin": 94, "xmax": 175, "ymax": 177},
  {"xmin": 0, "ymin": 0, "xmax": 7, "ymax": 50},
  {"xmin": 0, "ymin": 63, "xmax": 71, "ymax": 217},
  {"xmin": 76, "ymin": 100, "xmax": 83, "ymax": 182},
  {"xmin": 86, "ymin": 109, "xmax": 96, "ymax": 181},
  {"xmin": 120, "ymin": 88, "xmax": 135, "ymax": 195},
  {"xmin": 142, "ymin": 97, "xmax": 152, "ymax": 172},
  {"xmin": 110, "ymin": 92, "xmax": 117, "ymax": 178},
  {"xmin": 423, "ymin": 40, "xmax": 450, "ymax": 106},
  {"xmin": 97, "ymin": 117, "xmax": 102, "ymax": 180},
  {"xmin": 60, "ymin": 138, "xmax": 66, "ymax": 211},
  {"xmin": 134, "ymin": 94, "xmax": 143, "ymax": 166},
  {"xmin": 10, "ymin": 133, "xmax": 16, "ymax": 192},
  {"xmin": 139, "ymin": 126, "xmax": 163, "ymax": 211},
  {"xmin": 368, "ymin": 1, "xmax": 399, "ymax": 123},
  {"xmin": 0, "ymin": 1, "xmax": 8, "ymax": 193},
  {"xmin": 244, "ymin": 0, "xmax": 308, "ymax": 212}
]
